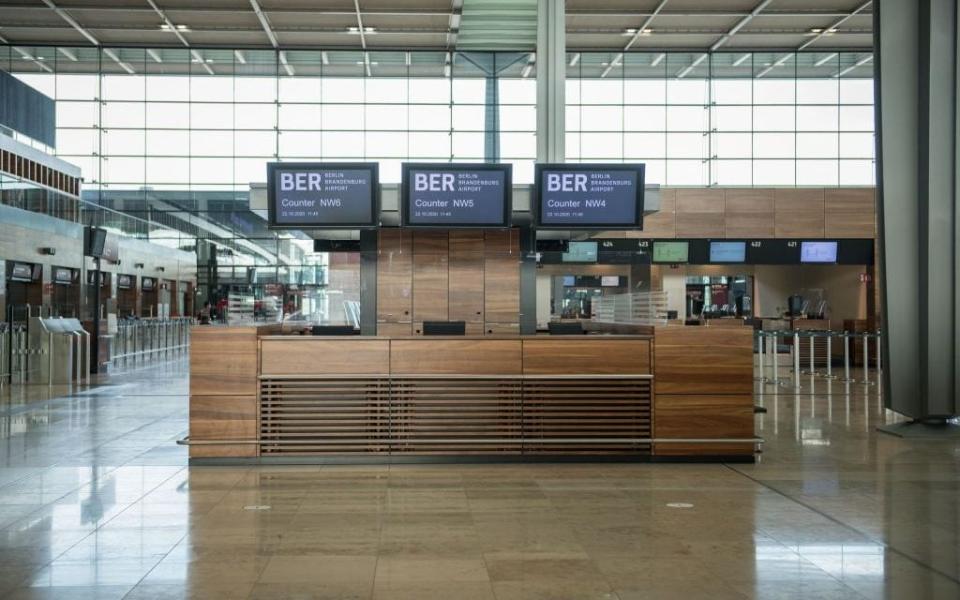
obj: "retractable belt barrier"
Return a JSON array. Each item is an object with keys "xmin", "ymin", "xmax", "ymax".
[{"xmin": 755, "ymin": 329, "xmax": 882, "ymax": 390}]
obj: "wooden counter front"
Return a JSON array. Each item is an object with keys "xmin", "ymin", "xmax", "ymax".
[{"xmin": 189, "ymin": 330, "xmax": 754, "ymax": 462}]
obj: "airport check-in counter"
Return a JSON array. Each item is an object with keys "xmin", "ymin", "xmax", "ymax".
[
  {"xmin": 186, "ymin": 325, "xmax": 756, "ymax": 463},
  {"xmin": 28, "ymin": 317, "xmax": 90, "ymax": 385}
]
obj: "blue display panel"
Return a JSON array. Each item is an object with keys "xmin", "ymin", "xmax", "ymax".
[
  {"xmin": 268, "ymin": 162, "xmax": 379, "ymax": 228},
  {"xmin": 402, "ymin": 163, "xmax": 512, "ymax": 227},
  {"xmin": 800, "ymin": 241, "xmax": 838, "ymax": 263},
  {"xmin": 709, "ymin": 241, "xmax": 747, "ymax": 263},
  {"xmin": 535, "ymin": 163, "xmax": 645, "ymax": 228},
  {"xmin": 562, "ymin": 241, "xmax": 598, "ymax": 263}
]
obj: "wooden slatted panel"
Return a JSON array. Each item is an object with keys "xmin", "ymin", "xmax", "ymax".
[
  {"xmin": 260, "ymin": 378, "xmax": 391, "ymax": 455},
  {"xmin": 391, "ymin": 378, "xmax": 523, "ymax": 454},
  {"xmin": 523, "ymin": 378, "xmax": 652, "ymax": 454}
]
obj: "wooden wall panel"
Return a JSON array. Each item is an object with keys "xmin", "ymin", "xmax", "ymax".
[
  {"xmin": 483, "ymin": 323, "xmax": 519, "ymax": 335},
  {"xmin": 643, "ymin": 188, "xmax": 676, "ymax": 239},
  {"xmin": 390, "ymin": 339, "xmax": 523, "ymax": 375},
  {"xmin": 653, "ymin": 394, "xmax": 754, "ymax": 456},
  {"xmin": 523, "ymin": 338, "xmax": 651, "ymax": 375},
  {"xmin": 189, "ymin": 395, "xmax": 257, "ymax": 458},
  {"xmin": 484, "ymin": 228, "xmax": 519, "ymax": 254},
  {"xmin": 190, "ymin": 327, "xmax": 258, "ymax": 396},
  {"xmin": 261, "ymin": 339, "xmax": 390, "ymax": 375},
  {"xmin": 674, "ymin": 188, "xmax": 725, "ymax": 238},
  {"xmin": 724, "ymin": 189, "xmax": 775, "ymax": 238},
  {"xmin": 413, "ymin": 230, "xmax": 449, "ymax": 254},
  {"xmin": 379, "ymin": 228, "xmax": 412, "ymax": 254},
  {"xmin": 825, "ymin": 188, "xmax": 876, "ymax": 238},
  {"xmin": 448, "ymin": 252, "xmax": 484, "ymax": 323},
  {"xmin": 449, "ymin": 230, "xmax": 485, "ymax": 254},
  {"xmin": 377, "ymin": 244, "xmax": 412, "ymax": 323},
  {"xmin": 775, "ymin": 189, "xmax": 825, "ymax": 238},
  {"xmin": 412, "ymin": 254, "xmax": 449, "ymax": 322},
  {"xmin": 378, "ymin": 322, "xmax": 412, "ymax": 336},
  {"xmin": 483, "ymin": 253, "xmax": 519, "ymax": 325},
  {"xmin": 654, "ymin": 326, "xmax": 753, "ymax": 395}
]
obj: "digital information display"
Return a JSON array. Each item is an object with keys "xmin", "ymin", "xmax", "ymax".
[
  {"xmin": 710, "ymin": 241, "xmax": 746, "ymax": 263},
  {"xmin": 268, "ymin": 162, "xmax": 378, "ymax": 228},
  {"xmin": 402, "ymin": 163, "xmax": 511, "ymax": 227},
  {"xmin": 535, "ymin": 164, "xmax": 644, "ymax": 228},
  {"xmin": 801, "ymin": 241, "xmax": 838, "ymax": 263},
  {"xmin": 601, "ymin": 276, "xmax": 622, "ymax": 287},
  {"xmin": 562, "ymin": 241, "xmax": 599, "ymax": 263},
  {"xmin": 653, "ymin": 241, "xmax": 689, "ymax": 263}
]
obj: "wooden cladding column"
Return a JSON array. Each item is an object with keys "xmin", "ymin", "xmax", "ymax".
[
  {"xmin": 653, "ymin": 326, "xmax": 754, "ymax": 457},
  {"xmin": 189, "ymin": 326, "xmax": 259, "ymax": 458},
  {"xmin": 377, "ymin": 230, "xmax": 413, "ymax": 336},
  {"xmin": 412, "ymin": 231, "xmax": 449, "ymax": 334},
  {"xmin": 449, "ymin": 231, "xmax": 485, "ymax": 335},
  {"xmin": 484, "ymin": 229, "xmax": 520, "ymax": 335}
]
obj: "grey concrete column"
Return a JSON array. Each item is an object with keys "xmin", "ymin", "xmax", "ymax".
[
  {"xmin": 536, "ymin": 0, "xmax": 565, "ymax": 162},
  {"xmin": 875, "ymin": 0, "xmax": 960, "ymax": 419}
]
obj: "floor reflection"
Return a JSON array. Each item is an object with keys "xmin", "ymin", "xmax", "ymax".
[{"xmin": 0, "ymin": 359, "xmax": 958, "ymax": 599}]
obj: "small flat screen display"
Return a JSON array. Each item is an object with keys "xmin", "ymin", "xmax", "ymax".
[
  {"xmin": 801, "ymin": 241, "xmax": 838, "ymax": 263},
  {"xmin": 653, "ymin": 241, "xmax": 689, "ymax": 263},
  {"xmin": 536, "ymin": 164, "xmax": 645, "ymax": 228},
  {"xmin": 141, "ymin": 277, "xmax": 155, "ymax": 291},
  {"xmin": 562, "ymin": 241, "xmax": 598, "ymax": 263},
  {"xmin": 268, "ymin": 162, "xmax": 378, "ymax": 228},
  {"xmin": 10, "ymin": 263, "xmax": 32, "ymax": 281},
  {"xmin": 117, "ymin": 274, "xmax": 133, "ymax": 289},
  {"xmin": 53, "ymin": 267, "xmax": 74, "ymax": 284},
  {"xmin": 402, "ymin": 163, "xmax": 511, "ymax": 227},
  {"xmin": 601, "ymin": 276, "xmax": 622, "ymax": 287},
  {"xmin": 710, "ymin": 241, "xmax": 746, "ymax": 263},
  {"xmin": 562, "ymin": 275, "xmax": 576, "ymax": 287}
]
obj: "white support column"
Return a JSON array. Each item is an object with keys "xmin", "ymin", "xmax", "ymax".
[{"xmin": 536, "ymin": 0, "xmax": 565, "ymax": 163}]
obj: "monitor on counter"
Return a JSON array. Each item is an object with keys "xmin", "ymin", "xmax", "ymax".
[
  {"xmin": 800, "ymin": 241, "xmax": 838, "ymax": 263},
  {"xmin": 562, "ymin": 275, "xmax": 576, "ymax": 287},
  {"xmin": 562, "ymin": 241, "xmax": 598, "ymax": 263},
  {"xmin": 534, "ymin": 163, "xmax": 644, "ymax": 228},
  {"xmin": 267, "ymin": 162, "xmax": 379, "ymax": 228},
  {"xmin": 652, "ymin": 241, "xmax": 689, "ymax": 263},
  {"xmin": 709, "ymin": 241, "xmax": 746, "ymax": 263},
  {"xmin": 401, "ymin": 163, "xmax": 512, "ymax": 227},
  {"xmin": 601, "ymin": 276, "xmax": 622, "ymax": 287}
]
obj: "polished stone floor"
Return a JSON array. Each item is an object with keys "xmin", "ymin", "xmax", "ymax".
[{"xmin": 0, "ymin": 359, "xmax": 958, "ymax": 599}]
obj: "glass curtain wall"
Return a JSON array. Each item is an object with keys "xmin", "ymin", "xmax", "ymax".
[
  {"xmin": 566, "ymin": 51, "xmax": 875, "ymax": 186},
  {"xmin": 3, "ymin": 47, "xmax": 536, "ymax": 322}
]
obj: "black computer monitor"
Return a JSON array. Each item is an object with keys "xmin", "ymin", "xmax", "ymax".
[
  {"xmin": 423, "ymin": 321, "xmax": 466, "ymax": 336},
  {"xmin": 547, "ymin": 321, "xmax": 585, "ymax": 335},
  {"xmin": 312, "ymin": 325, "xmax": 359, "ymax": 336}
]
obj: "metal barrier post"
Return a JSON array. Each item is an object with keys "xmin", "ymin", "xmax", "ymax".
[
  {"xmin": 875, "ymin": 330, "xmax": 882, "ymax": 372},
  {"xmin": 809, "ymin": 334, "xmax": 815, "ymax": 374},
  {"xmin": 772, "ymin": 332, "xmax": 780, "ymax": 385},
  {"xmin": 862, "ymin": 331, "xmax": 871, "ymax": 385},
  {"xmin": 793, "ymin": 332, "xmax": 801, "ymax": 389},
  {"xmin": 757, "ymin": 333, "xmax": 765, "ymax": 381},
  {"xmin": 842, "ymin": 332, "xmax": 852, "ymax": 382},
  {"xmin": 826, "ymin": 334, "xmax": 833, "ymax": 378}
]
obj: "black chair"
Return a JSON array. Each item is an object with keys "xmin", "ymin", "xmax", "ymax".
[
  {"xmin": 423, "ymin": 321, "xmax": 466, "ymax": 336},
  {"xmin": 312, "ymin": 325, "xmax": 359, "ymax": 336},
  {"xmin": 547, "ymin": 321, "xmax": 585, "ymax": 335}
]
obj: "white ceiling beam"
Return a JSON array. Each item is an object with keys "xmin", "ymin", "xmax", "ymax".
[
  {"xmin": 447, "ymin": 0, "xmax": 463, "ymax": 48},
  {"xmin": 601, "ymin": 0, "xmax": 668, "ymax": 78},
  {"xmin": 521, "ymin": 52, "xmax": 536, "ymax": 78},
  {"xmin": 102, "ymin": 48, "xmax": 134, "ymax": 74},
  {"xmin": 147, "ymin": 0, "xmax": 212, "ymax": 74},
  {"xmin": 650, "ymin": 53, "xmax": 665, "ymax": 67},
  {"xmin": 568, "ymin": 53, "xmax": 580, "ymax": 67},
  {"xmin": 57, "ymin": 47, "xmax": 78, "ymax": 62},
  {"xmin": 815, "ymin": 52, "xmax": 839, "ymax": 67},
  {"xmin": 835, "ymin": 54, "xmax": 872, "ymax": 78},
  {"xmin": 234, "ymin": 50, "xmax": 247, "ymax": 64},
  {"xmin": 321, "ymin": 51, "xmax": 329, "ymax": 65},
  {"xmin": 732, "ymin": 53, "xmax": 751, "ymax": 67},
  {"xmin": 279, "ymin": 51, "xmax": 294, "ymax": 76},
  {"xmin": 353, "ymin": 0, "xmax": 371, "ymax": 76},
  {"xmin": 0, "ymin": 34, "xmax": 54, "ymax": 73},
  {"xmin": 249, "ymin": 0, "xmax": 280, "ymax": 48},
  {"xmin": 677, "ymin": 0, "xmax": 773, "ymax": 78},
  {"xmin": 146, "ymin": 49, "xmax": 163, "ymax": 63},
  {"xmin": 39, "ymin": 0, "xmax": 135, "ymax": 73}
]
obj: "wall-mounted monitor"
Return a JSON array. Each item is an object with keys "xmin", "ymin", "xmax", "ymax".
[
  {"xmin": 652, "ymin": 241, "xmax": 689, "ymax": 263},
  {"xmin": 267, "ymin": 162, "xmax": 379, "ymax": 228},
  {"xmin": 601, "ymin": 276, "xmax": 623, "ymax": 287},
  {"xmin": 800, "ymin": 241, "xmax": 838, "ymax": 263},
  {"xmin": 401, "ymin": 163, "xmax": 512, "ymax": 227},
  {"xmin": 141, "ymin": 277, "xmax": 156, "ymax": 291},
  {"xmin": 10, "ymin": 262, "xmax": 33, "ymax": 282},
  {"xmin": 534, "ymin": 163, "xmax": 645, "ymax": 229},
  {"xmin": 562, "ymin": 275, "xmax": 576, "ymax": 286},
  {"xmin": 117, "ymin": 274, "xmax": 133, "ymax": 289},
  {"xmin": 53, "ymin": 267, "xmax": 75, "ymax": 284},
  {"xmin": 709, "ymin": 241, "xmax": 746, "ymax": 263},
  {"xmin": 562, "ymin": 241, "xmax": 598, "ymax": 263}
]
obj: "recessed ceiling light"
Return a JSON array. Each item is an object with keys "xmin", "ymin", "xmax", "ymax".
[
  {"xmin": 641, "ymin": 28, "xmax": 653, "ymax": 35},
  {"xmin": 347, "ymin": 26, "xmax": 376, "ymax": 34},
  {"xmin": 810, "ymin": 28, "xmax": 823, "ymax": 33},
  {"xmin": 825, "ymin": 28, "xmax": 838, "ymax": 35},
  {"xmin": 623, "ymin": 28, "xmax": 637, "ymax": 35}
]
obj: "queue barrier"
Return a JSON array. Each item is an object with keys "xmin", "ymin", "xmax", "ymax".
[
  {"xmin": 111, "ymin": 317, "xmax": 193, "ymax": 367},
  {"xmin": 755, "ymin": 329, "xmax": 882, "ymax": 389}
]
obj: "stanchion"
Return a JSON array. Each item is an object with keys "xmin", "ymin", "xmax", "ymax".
[
  {"xmin": 826, "ymin": 334, "xmax": 834, "ymax": 379},
  {"xmin": 772, "ymin": 332, "xmax": 781, "ymax": 386},
  {"xmin": 792, "ymin": 332, "xmax": 801, "ymax": 390},
  {"xmin": 808, "ymin": 334, "xmax": 815, "ymax": 374},
  {"xmin": 757, "ymin": 333, "xmax": 765, "ymax": 381},
  {"xmin": 842, "ymin": 332, "xmax": 853, "ymax": 382},
  {"xmin": 862, "ymin": 331, "xmax": 873, "ymax": 385}
]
